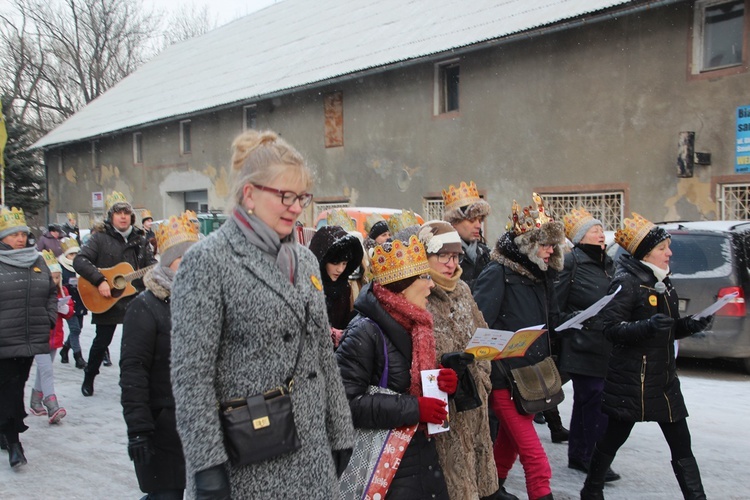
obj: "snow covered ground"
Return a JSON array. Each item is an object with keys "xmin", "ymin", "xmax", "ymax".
[{"xmin": 1, "ymin": 315, "xmax": 748, "ymax": 499}]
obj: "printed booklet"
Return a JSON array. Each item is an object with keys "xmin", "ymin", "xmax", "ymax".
[{"xmin": 464, "ymin": 325, "xmax": 547, "ymax": 361}]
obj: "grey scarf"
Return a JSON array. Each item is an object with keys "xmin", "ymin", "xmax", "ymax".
[
  {"xmin": 0, "ymin": 246, "xmax": 41, "ymax": 268},
  {"xmin": 145, "ymin": 265, "xmax": 175, "ymax": 300},
  {"xmin": 232, "ymin": 208, "xmax": 298, "ymax": 284},
  {"xmin": 462, "ymin": 239, "xmax": 478, "ymax": 263}
]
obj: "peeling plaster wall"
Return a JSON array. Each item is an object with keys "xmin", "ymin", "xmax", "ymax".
[{"xmin": 44, "ymin": 2, "xmax": 747, "ymax": 240}]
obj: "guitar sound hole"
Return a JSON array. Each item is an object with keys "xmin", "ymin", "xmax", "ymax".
[{"xmin": 111, "ymin": 275, "xmax": 127, "ymax": 290}]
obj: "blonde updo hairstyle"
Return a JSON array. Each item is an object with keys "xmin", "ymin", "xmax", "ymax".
[{"xmin": 230, "ymin": 129, "xmax": 312, "ymax": 208}]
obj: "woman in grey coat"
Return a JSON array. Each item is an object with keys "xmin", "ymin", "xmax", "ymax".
[{"xmin": 171, "ymin": 130, "xmax": 354, "ymax": 499}]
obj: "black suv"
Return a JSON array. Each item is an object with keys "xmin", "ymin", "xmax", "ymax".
[{"xmin": 620, "ymin": 221, "xmax": 750, "ymax": 373}]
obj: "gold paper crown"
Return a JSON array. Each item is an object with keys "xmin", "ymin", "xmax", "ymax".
[
  {"xmin": 184, "ymin": 210, "xmax": 198, "ymax": 221},
  {"xmin": 563, "ymin": 207, "xmax": 595, "ymax": 242},
  {"xmin": 141, "ymin": 209, "xmax": 153, "ymax": 221},
  {"xmin": 0, "ymin": 207, "xmax": 27, "ymax": 234},
  {"xmin": 66, "ymin": 212, "xmax": 75, "ymax": 220},
  {"xmin": 60, "ymin": 237, "xmax": 80, "ymax": 255},
  {"xmin": 326, "ymin": 209, "xmax": 357, "ymax": 233},
  {"xmin": 506, "ymin": 192, "xmax": 554, "ymax": 235},
  {"xmin": 155, "ymin": 212, "xmax": 200, "ymax": 253},
  {"xmin": 365, "ymin": 213, "xmax": 387, "ymax": 234},
  {"xmin": 41, "ymin": 250, "xmax": 60, "ymax": 271},
  {"xmin": 442, "ymin": 181, "xmax": 481, "ymax": 211},
  {"xmin": 387, "ymin": 209, "xmax": 419, "ymax": 235},
  {"xmin": 106, "ymin": 191, "xmax": 129, "ymax": 211},
  {"xmin": 370, "ymin": 235, "xmax": 430, "ymax": 285},
  {"xmin": 615, "ymin": 212, "xmax": 655, "ymax": 255}
]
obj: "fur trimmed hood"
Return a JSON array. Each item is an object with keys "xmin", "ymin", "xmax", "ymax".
[
  {"xmin": 442, "ymin": 199, "xmax": 491, "ymax": 225},
  {"xmin": 490, "ymin": 221, "xmax": 565, "ymax": 280}
]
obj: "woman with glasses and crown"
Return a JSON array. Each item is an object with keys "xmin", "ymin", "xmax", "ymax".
[
  {"xmin": 581, "ymin": 213, "xmax": 711, "ymax": 500},
  {"xmin": 473, "ymin": 193, "xmax": 567, "ymax": 500},
  {"xmin": 417, "ymin": 220, "xmax": 503, "ymax": 500},
  {"xmin": 170, "ymin": 130, "xmax": 354, "ymax": 499},
  {"xmin": 336, "ymin": 234, "xmax": 452, "ymax": 499}
]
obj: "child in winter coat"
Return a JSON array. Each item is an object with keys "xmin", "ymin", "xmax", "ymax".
[{"xmin": 29, "ymin": 251, "xmax": 74, "ymax": 424}]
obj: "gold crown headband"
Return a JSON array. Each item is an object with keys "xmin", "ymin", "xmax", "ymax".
[
  {"xmin": 370, "ymin": 235, "xmax": 429, "ymax": 285},
  {"xmin": 615, "ymin": 213, "xmax": 655, "ymax": 255},
  {"xmin": 0, "ymin": 207, "xmax": 28, "ymax": 234},
  {"xmin": 106, "ymin": 191, "xmax": 129, "ymax": 211},
  {"xmin": 155, "ymin": 212, "xmax": 201, "ymax": 253},
  {"xmin": 41, "ymin": 250, "xmax": 61, "ymax": 272},
  {"xmin": 506, "ymin": 192, "xmax": 553, "ymax": 235},
  {"xmin": 563, "ymin": 207, "xmax": 595, "ymax": 242},
  {"xmin": 442, "ymin": 181, "xmax": 481, "ymax": 211},
  {"xmin": 326, "ymin": 209, "xmax": 357, "ymax": 233},
  {"xmin": 387, "ymin": 209, "xmax": 420, "ymax": 235}
]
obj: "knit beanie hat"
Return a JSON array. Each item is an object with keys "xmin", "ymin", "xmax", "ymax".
[
  {"xmin": 368, "ymin": 220, "xmax": 390, "ymax": 240},
  {"xmin": 615, "ymin": 213, "xmax": 670, "ymax": 260},
  {"xmin": 417, "ymin": 220, "xmax": 462, "ymax": 255},
  {"xmin": 563, "ymin": 207, "xmax": 603, "ymax": 244}
]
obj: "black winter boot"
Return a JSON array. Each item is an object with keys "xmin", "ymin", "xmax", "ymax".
[
  {"xmin": 671, "ymin": 457, "xmax": 707, "ymax": 500},
  {"xmin": 102, "ymin": 348, "xmax": 112, "ymax": 367},
  {"xmin": 81, "ymin": 372, "xmax": 96, "ymax": 397},
  {"xmin": 481, "ymin": 478, "xmax": 519, "ymax": 500},
  {"xmin": 59, "ymin": 340, "xmax": 70, "ymax": 364},
  {"xmin": 542, "ymin": 407, "xmax": 569, "ymax": 443},
  {"xmin": 8, "ymin": 442, "xmax": 27, "ymax": 468},
  {"xmin": 580, "ymin": 445, "xmax": 615, "ymax": 500},
  {"xmin": 74, "ymin": 352, "xmax": 87, "ymax": 369}
]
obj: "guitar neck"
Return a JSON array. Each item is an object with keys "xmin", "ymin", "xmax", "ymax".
[{"xmin": 123, "ymin": 264, "xmax": 157, "ymax": 282}]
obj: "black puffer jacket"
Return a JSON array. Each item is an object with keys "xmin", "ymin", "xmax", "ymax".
[
  {"xmin": 120, "ymin": 270, "xmax": 185, "ymax": 493},
  {"xmin": 0, "ymin": 247, "xmax": 57, "ymax": 359},
  {"xmin": 73, "ymin": 221, "xmax": 156, "ymax": 324},
  {"xmin": 600, "ymin": 255, "xmax": 695, "ymax": 423},
  {"xmin": 336, "ymin": 283, "xmax": 448, "ymax": 500},
  {"xmin": 555, "ymin": 245, "xmax": 614, "ymax": 378}
]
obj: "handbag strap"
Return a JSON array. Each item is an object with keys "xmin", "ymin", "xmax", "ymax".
[
  {"xmin": 365, "ymin": 318, "xmax": 389, "ymax": 388},
  {"xmin": 285, "ymin": 305, "xmax": 308, "ymax": 392}
]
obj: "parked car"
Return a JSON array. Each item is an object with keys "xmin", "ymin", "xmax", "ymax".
[{"xmin": 608, "ymin": 221, "xmax": 750, "ymax": 373}]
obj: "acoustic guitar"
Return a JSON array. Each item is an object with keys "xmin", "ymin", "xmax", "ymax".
[{"xmin": 78, "ymin": 262, "xmax": 156, "ymax": 314}]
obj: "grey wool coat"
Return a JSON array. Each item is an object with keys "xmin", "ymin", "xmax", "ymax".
[{"xmin": 170, "ymin": 219, "xmax": 354, "ymax": 499}]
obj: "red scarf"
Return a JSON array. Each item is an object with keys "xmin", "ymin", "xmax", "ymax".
[{"xmin": 372, "ymin": 283, "xmax": 436, "ymax": 397}]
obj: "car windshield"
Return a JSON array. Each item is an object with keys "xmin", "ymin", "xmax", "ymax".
[{"xmin": 669, "ymin": 234, "xmax": 732, "ymax": 278}]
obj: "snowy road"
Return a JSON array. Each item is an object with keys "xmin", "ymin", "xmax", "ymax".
[{"xmin": 1, "ymin": 316, "xmax": 748, "ymax": 499}]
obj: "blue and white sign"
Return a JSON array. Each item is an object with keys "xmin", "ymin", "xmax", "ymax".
[{"xmin": 736, "ymin": 105, "xmax": 750, "ymax": 173}]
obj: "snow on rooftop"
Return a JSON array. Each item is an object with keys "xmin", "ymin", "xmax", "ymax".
[{"xmin": 34, "ymin": 0, "xmax": 633, "ymax": 149}]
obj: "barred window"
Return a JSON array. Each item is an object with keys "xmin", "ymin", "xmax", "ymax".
[
  {"xmin": 719, "ymin": 183, "xmax": 750, "ymax": 219},
  {"xmin": 77, "ymin": 213, "xmax": 91, "ymax": 230},
  {"xmin": 313, "ymin": 201, "xmax": 350, "ymax": 221},
  {"xmin": 541, "ymin": 191, "xmax": 624, "ymax": 231},
  {"xmin": 422, "ymin": 198, "xmax": 445, "ymax": 221}
]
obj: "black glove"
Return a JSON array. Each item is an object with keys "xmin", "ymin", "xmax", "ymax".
[
  {"xmin": 195, "ymin": 463, "xmax": 231, "ymax": 500},
  {"xmin": 648, "ymin": 313, "xmax": 675, "ymax": 336},
  {"xmin": 678, "ymin": 315, "xmax": 712, "ymax": 334},
  {"xmin": 332, "ymin": 448, "xmax": 353, "ymax": 478},
  {"xmin": 440, "ymin": 352, "xmax": 475, "ymax": 378},
  {"xmin": 127, "ymin": 434, "xmax": 154, "ymax": 465}
]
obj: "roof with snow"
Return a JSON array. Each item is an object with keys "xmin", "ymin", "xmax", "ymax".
[{"xmin": 35, "ymin": 0, "xmax": 642, "ymax": 149}]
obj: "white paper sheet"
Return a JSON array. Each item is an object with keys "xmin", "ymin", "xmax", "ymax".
[
  {"xmin": 556, "ymin": 285, "xmax": 622, "ymax": 331},
  {"xmin": 691, "ymin": 292, "xmax": 739, "ymax": 319},
  {"xmin": 420, "ymin": 369, "xmax": 450, "ymax": 435}
]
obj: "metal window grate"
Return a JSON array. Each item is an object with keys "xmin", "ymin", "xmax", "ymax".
[
  {"xmin": 77, "ymin": 213, "xmax": 91, "ymax": 230},
  {"xmin": 313, "ymin": 201, "xmax": 350, "ymax": 220},
  {"xmin": 422, "ymin": 198, "xmax": 444, "ymax": 221},
  {"xmin": 720, "ymin": 183, "xmax": 750, "ymax": 220},
  {"xmin": 542, "ymin": 192, "xmax": 624, "ymax": 231}
]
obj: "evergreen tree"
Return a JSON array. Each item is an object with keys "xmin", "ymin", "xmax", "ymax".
[{"xmin": 1, "ymin": 97, "xmax": 46, "ymax": 214}]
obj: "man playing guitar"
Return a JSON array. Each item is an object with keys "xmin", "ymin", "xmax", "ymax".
[{"xmin": 74, "ymin": 192, "xmax": 156, "ymax": 397}]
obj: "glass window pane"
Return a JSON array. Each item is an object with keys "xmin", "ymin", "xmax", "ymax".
[{"xmin": 703, "ymin": 0, "xmax": 744, "ymax": 70}]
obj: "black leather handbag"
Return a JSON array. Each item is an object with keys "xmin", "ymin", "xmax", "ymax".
[{"xmin": 218, "ymin": 312, "xmax": 307, "ymax": 466}]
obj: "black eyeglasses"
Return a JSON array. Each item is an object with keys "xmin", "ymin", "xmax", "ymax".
[
  {"xmin": 435, "ymin": 253, "xmax": 464, "ymax": 264},
  {"xmin": 418, "ymin": 274, "xmax": 433, "ymax": 281},
  {"xmin": 252, "ymin": 184, "xmax": 314, "ymax": 208}
]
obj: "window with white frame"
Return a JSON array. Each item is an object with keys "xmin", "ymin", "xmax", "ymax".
[
  {"xmin": 133, "ymin": 132, "xmax": 143, "ymax": 164},
  {"xmin": 244, "ymin": 105, "xmax": 257, "ymax": 131},
  {"xmin": 719, "ymin": 183, "xmax": 750, "ymax": 219},
  {"xmin": 693, "ymin": 0, "xmax": 746, "ymax": 74},
  {"xmin": 180, "ymin": 120, "xmax": 192, "ymax": 154},
  {"xmin": 434, "ymin": 59, "xmax": 460, "ymax": 115},
  {"xmin": 541, "ymin": 191, "xmax": 625, "ymax": 232},
  {"xmin": 422, "ymin": 197, "xmax": 445, "ymax": 221}
]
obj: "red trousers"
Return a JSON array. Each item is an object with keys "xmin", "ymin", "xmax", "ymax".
[{"xmin": 490, "ymin": 389, "xmax": 552, "ymax": 500}]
